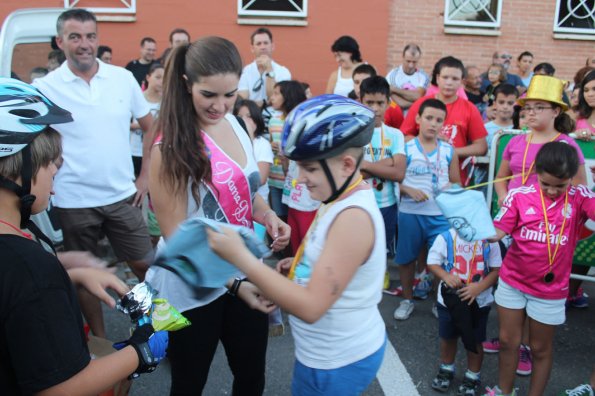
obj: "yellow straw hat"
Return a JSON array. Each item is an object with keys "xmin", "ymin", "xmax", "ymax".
[{"xmin": 517, "ymin": 75, "xmax": 568, "ymax": 111}]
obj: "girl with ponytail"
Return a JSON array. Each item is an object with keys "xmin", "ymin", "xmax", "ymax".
[{"xmin": 147, "ymin": 37, "xmax": 290, "ymax": 395}]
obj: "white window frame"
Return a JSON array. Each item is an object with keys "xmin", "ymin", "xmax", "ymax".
[
  {"xmin": 64, "ymin": 0, "xmax": 136, "ymax": 15},
  {"xmin": 443, "ymin": 0, "xmax": 502, "ymax": 29},
  {"xmin": 238, "ymin": 0, "xmax": 307, "ymax": 18},
  {"xmin": 553, "ymin": 0, "xmax": 595, "ymax": 35}
]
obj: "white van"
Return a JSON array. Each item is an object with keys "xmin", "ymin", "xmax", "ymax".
[{"xmin": 0, "ymin": 8, "xmax": 66, "ymax": 247}]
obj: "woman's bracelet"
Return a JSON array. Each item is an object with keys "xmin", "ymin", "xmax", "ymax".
[{"xmin": 261, "ymin": 209, "xmax": 276, "ymax": 222}]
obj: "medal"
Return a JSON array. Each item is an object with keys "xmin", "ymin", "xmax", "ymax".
[
  {"xmin": 376, "ymin": 181, "xmax": 384, "ymax": 191},
  {"xmin": 543, "ymin": 272, "xmax": 555, "ymax": 284},
  {"xmin": 539, "ymin": 187, "xmax": 568, "ymax": 285}
]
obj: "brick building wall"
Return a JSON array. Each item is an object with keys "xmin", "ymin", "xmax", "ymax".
[
  {"xmin": 1, "ymin": 1, "xmax": 593, "ymax": 89},
  {"xmin": 0, "ymin": 0, "xmax": 391, "ymax": 94},
  {"xmin": 387, "ymin": 0, "xmax": 594, "ymax": 83}
]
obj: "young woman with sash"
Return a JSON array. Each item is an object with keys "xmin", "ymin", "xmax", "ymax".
[{"xmin": 146, "ymin": 37, "xmax": 290, "ymax": 395}]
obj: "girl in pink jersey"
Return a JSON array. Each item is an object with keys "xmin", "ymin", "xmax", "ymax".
[
  {"xmin": 485, "ymin": 142, "xmax": 595, "ymax": 396},
  {"xmin": 494, "ymin": 75, "xmax": 589, "ymax": 314}
]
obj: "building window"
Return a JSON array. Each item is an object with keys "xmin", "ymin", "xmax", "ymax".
[
  {"xmin": 238, "ymin": 0, "xmax": 307, "ymax": 18},
  {"xmin": 64, "ymin": 0, "xmax": 136, "ymax": 21},
  {"xmin": 554, "ymin": 0, "xmax": 595, "ymax": 35},
  {"xmin": 444, "ymin": 0, "xmax": 502, "ymax": 29}
]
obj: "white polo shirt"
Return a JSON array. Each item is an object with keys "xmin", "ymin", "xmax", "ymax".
[
  {"xmin": 238, "ymin": 60, "xmax": 291, "ymax": 102},
  {"xmin": 33, "ymin": 60, "xmax": 150, "ymax": 208}
]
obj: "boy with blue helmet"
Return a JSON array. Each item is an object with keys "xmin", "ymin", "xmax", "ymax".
[
  {"xmin": 208, "ymin": 95, "xmax": 388, "ymax": 395},
  {"xmin": 0, "ymin": 78, "xmax": 167, "ymax": 395}
]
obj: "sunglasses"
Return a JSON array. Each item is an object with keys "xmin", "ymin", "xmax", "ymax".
[
  {"xmin": 500, "ymin": 54, "xmax": 513, "ymax": 60},
  {"xmin": 252, "ymin": 77, "xmax": 264, "ymax": 92}
]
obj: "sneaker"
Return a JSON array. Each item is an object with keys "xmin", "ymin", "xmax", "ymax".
[
  {"xmin": 413, "ymin": 278, "xmax": 431, "ymax": 300},
  {"xmin": 457, "ymin": 376, "xmax": 481, "ymax": 396},
  {"xmin": 567, "ymin": 288, "xmax": 589, "ymax": 309},
  {"xmin": 431, "ymin": 367, "xmax": 454, "ymax": 392},
  {"xmin": 482, "ymin": 338, "xmax": 500, "ymax": 353},
  {"xmin": 394, "ymin": 299, "xmax": 414, "ymax": 320},
  {"xmin": 383, "ymin": 287, "xmax": 403, "ymax": 296},
  {"xmin": 483, "ymin": 386, "xmax": 502, "ymax": 396},
  {"xmin": 482, "ymin": 386, "xmax": 517, "ymax": 396},
  {"xmin": 432, "ymin": 302, "xmax": 439, "ymax": 319},
  {"xmin": 558, "ymin": 384, "xmax": 594, "ymax": 396},
  {"xmin": 516, "ymin": 344, "xmax": 532, "ymax": 376}
]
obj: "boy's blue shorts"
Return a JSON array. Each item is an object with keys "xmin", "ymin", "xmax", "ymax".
[
  {"xmin": 291, "ymin": 337, "xmax": 386, "ymax": 396},
  {"xmin": 395, "ymin": 212, "xmax": 450, "ymax": 265},
  {"xmin": 437, "ymin": 304, "xmax": 490, "ymax": 342}
]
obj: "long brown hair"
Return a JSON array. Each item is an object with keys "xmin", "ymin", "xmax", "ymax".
[{"xmin": 158, "ymin": 37, "xmax": 242, "ymax": 206}]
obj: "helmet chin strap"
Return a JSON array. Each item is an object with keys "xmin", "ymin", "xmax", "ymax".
[
  {"xmin": 319, "ymin": 153, "xmax": 364, "ymax": 204},
  {"xmin": 0, "ymin": 146, "xmax": 37, "ymax": 228}
]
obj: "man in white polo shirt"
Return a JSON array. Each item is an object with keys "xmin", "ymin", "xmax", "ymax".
[
  {"xmin": 33, "ymin": 9, "xmax": 154, "ymax": 338},
  {"xmin": 237, "ymin": 27, "xmax": 291, "ymax": 109}
]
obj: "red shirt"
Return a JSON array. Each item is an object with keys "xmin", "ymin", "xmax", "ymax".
[
  {"xmin": 384, "ymin": 101, "xmax": 404, "ymax": 129},
  {"xmin": 401, "ymin": 94, "xmax": 488, "ymax": 181}
]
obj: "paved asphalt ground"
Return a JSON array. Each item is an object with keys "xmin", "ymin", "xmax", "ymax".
[{"xmin": 102, "ymin": 263, "xmax": 595, "ymax": 396}]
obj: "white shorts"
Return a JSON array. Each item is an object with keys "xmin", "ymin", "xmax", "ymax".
[{"xmin": 495, "ymin": 279, "xmax": 566, "ymax": 325}]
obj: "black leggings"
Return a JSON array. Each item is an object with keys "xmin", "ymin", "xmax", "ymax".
[{"xmin": 168, "ymin": 293, "xmax": 269, "ymax": 396}]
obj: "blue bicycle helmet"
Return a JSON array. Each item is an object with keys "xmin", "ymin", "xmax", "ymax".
[
  {"xmin": 282, "ymin": 94, "xmax": 374, "ymax": 161},
  {"xmin": 281, "ymin": 95, "xmax": 374, "ymax": 203},
  {"xmin": 0, "ymin": 77, "xmax": 72, "ymax": 227}
]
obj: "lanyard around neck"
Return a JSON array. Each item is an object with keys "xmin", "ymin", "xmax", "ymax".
[
  {"xmin": 367, "ymin": 125, "xmax": 385, "ymax": 162},
  {"xmin": 521, "ymin": 132, "xmax": 560, "ymax": 185},
  {"xmin": 538, "ymin": 187, "xmax": 569, "ymax": 275},
  {"xmin": 288, "ymin": 175, "xmax": 364, "ymax": 280}
]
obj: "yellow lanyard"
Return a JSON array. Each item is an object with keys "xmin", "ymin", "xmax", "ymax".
[
  {"xmin": 539, "ymin": 187, "xmax": 569, "ymax": 274},
  {"xmin": 367, "ymin": 125, "xmax": 385, "ymax": 162},
  {"xmin": 521, "ymin": 133, "xmax": 560, "ymax": 185},
  {"xmin": 288, "ymin": 175, "xmax": 364, "ymax": 280},
  {"xmin": 453, "ymin": 234, "xmax": 478, "ymax": 284}
]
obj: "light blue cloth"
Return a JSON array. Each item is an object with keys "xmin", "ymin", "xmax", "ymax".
[
  {"xmin": 152, "ymin": 218, "xmax": 271, "ymax": 291},
  {"xmin": 435, "ymin": 185, "xmax": 496, "ymax": 242}
]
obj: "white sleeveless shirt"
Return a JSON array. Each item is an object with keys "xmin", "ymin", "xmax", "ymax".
[
  {"xmin": 146, "ymin": 114, "xmax": 261, "ymax": 313},
  {"xmin": 333, "ymin": 66, "xmax": 355, "ymax": 97},
  {"xmin": 289, "ymin": 186, "xmax": 386, "ymax": 369}
]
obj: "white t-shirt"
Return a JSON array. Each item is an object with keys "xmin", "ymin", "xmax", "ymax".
[
  {"xmin": 386, "ymin": 65, "xmax": 429, "ymax": 91},
  {"xmin": 252, "ymin": 135, "xmax": 274, "ymax": 200},
  {"xmin": 130, "ymin": 100, "xmax": 160, "ymax": 157},
  {"xmin": 238, "ymin": 60, "xmax": 291, "ymax": 102},
  {"xmin": 428, "ymin": 229, "xmax": 502, "ymax": 308},
  {"xmin": 282, "ymin": 161, "xmax": 321, "ymax": 212},
  {"xmin": 33, "ymin": 60, "xmax": 150, "ymax": 208},
  {"xmin": 289, "ymin": 187, "xmax": 386, "ymax": 369},
  {"xmin": 400, "ymin": 139, "xmax": 454, "ymax": 216},
  {"xmin": 146, "ymin": 114, "xmax": 260, "ymax": 313}
]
